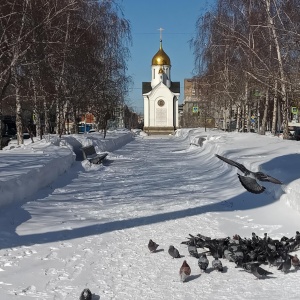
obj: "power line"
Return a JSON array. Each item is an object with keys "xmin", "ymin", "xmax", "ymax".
[{"xmin": 132, "ymin": 32, "xmax": 194, "ymax": 35}]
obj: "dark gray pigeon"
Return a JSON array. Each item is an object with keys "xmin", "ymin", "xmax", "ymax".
[
  {"xmin": 79, "ymin": 288, "xmax": 92, "ymax": 300},
  {"xmin": 251, "ymin": 264, "xmax": 273, "ymax": 279},
  {"xmin": 266, "ymin": 250, "xmax": 277, "ymax": 267},
  {"xmin": 242, "ymin": 262, "xmax": 273, "ymax": 279},
  {"xmin": 212, "ymin": 257, "xmax": 223, "ymax": 272},
  {"xmin": 168, "ymin": 245, "xmax": 181, "ymax": 258},
  {"xmin": 198, "ymin": 254, "xmax": 209, "ymax": 272},
  {"xmin": 278, "ymin": 254, "xmax": 292, "ymax": 273},
  {"xmin": 295, "ymin": 231, "xmax": 300, "ymax": 246},
  {"xmin": 215, "ymin": 154, "xmax": 282, "ymax": 194},
  {"xmin": 148, "ymin": 239, "xmax": 159, "ymax": 253}
]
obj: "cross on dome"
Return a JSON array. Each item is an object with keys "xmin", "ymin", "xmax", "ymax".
[
  {"xmin": 151, "ymin": 27, "xmax": 170, "ymax": 66},
  {"xmin": 158, "ymin": 27, "xmax": 164, "ymax": 41}
]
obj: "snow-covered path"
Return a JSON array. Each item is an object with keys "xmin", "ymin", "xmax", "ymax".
[{"xmin": 0, "ymin": 132, "xmax": 300, "ymax": 299}]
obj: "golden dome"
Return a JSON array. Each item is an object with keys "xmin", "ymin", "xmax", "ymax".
[{"xmin": 151, "ymin": 41, "xmax": 171, "ymax": 66}]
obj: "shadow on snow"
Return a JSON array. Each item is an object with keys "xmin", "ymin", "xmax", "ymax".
[{"xmin": 0, "ymin": 153, "xmax": 299, "ymax": 250}]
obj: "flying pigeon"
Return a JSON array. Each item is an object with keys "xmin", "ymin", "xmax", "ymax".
[
  {"xmin": 198, "ymin": 253, "xmax": 209, "ymax": 272},
  {"xmin": 148, "ymin": 239, "xmax": 159, "ymax": 253},
  {"xmin": 79, "ymin": 288, "xmax": 92, "ymax": 300},
  {"xmin": 215, "ymin": 154, "xmax": 282, "ymax": 194},
  {"xmin": 179, "ymin": 260, "xmax": 191, "ymax": 282},
  {"xmin": 168, "ymin": 245, "xmax": 181, "ymax": 258}
]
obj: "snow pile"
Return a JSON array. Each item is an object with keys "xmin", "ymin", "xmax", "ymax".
[
  {"xmin": 0, "ymin": 131, "xmax": 134, "ymax": 208},
  {"xmin": 0, "ymin": 140, "xmax": 75, "ymax": 208},
  {"xmin": 72, "ymin": 129, "xmax": 135, "ymax": 152}
]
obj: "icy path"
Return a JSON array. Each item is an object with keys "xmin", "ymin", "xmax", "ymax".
[{"xmin": 0, "ymin": 134, "xmax": 299, "ymax": 299}]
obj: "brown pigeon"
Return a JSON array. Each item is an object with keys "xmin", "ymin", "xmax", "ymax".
[
  {"xmin": 291, "ymin": 254, "xmax": 300, "ymax": 270},
  {"xmin": 179, "ymin": 260, "xmax": 191, "ymax": 282}
]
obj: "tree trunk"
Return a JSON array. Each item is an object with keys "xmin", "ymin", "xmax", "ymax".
[
  {"xmin": 260, "ymin": 87, "xmax": 269, "ymax": 135},
  {"xmin": 271, "ymin": 80, "xmax": 278, "ymax": 135},
  {"xmin": 13, "ymin": 67, "xmax": 23, "ymax": 145},
  {"xmin": 244, "ymin": 81, "xmax": 251, "ymax": 132},
  {"xmin": 265, "ymin": 0, "xmax": 289, "ymax": 138},
  {"xmin": 31, "ymin": 77, "xmax": 42, "ymax": 140},
  {"xmin": 44, "ymin": 97, "xmax": 50, "ymax": 135},
  {"xmin": 236, "ymin": 103, "xmax": 241, "ymax": 132}
]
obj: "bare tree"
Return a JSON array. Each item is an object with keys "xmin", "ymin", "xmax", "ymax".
[{"xmin": 192, "ymin": 0, "xmax": 300, "ymax": 138}]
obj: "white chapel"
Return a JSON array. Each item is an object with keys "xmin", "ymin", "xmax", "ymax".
[{"xmin": 142, "ymin": 30, "xmax": 180, "ymax": 135}]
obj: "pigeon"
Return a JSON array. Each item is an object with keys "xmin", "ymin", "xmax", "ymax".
[
  {"xmin": 215, "ymin": 154, "xmax": 282, "ymax": 194},
  {"xmin": 148, "ymin": 239, "xmax": 159, "ymax": 253},
  {"xmin": 296, "ymin": 231, "xmax": 300, "ymax": 242},
  {"xmin": 266, "ymin": 250, "xmax": 277, "ymax": 267},
  {"xmin": 187, "ymin": 244, "xmax": 199, "ymax": 258},
  {"xmin": 168, "ymin": 245, "xmax": 181, "ymax": 258},
  {"xmin": 251, "ymin": 232, "xmax": 262, "ymax": 243},
  {"xmin": 295, "ymin": 231, "xmax": 300, "ymax": 248},
  {"xmin": 291, "ymin": 254, "xmax": 300, "ymax": 270},
  {"xmin": 212, "ymin": 257, "xmax": 223, "ymax": 272},
  {"xmin": 198, "ymin": 253, "xmax": 209, "ymax": 272},
  {"xmin": 278, "ymin": 254, "xmax": 292, "ymax": 273},
  {"xmin": 79, "ymin": 288, "xmax": 92, "ymax": 300},
  {"xmin": 179, "ymin": 260, "xmax": 191, "ymax": 282},
  {"xmin": 232, "ymin": 250, "xmax": 245, "ymax": 266},
  {"xmin": 250, "ymin": 264, "xmax": 273, "ymax": 279},
  {"xmin": 242, "ymin": 262, "xmax": 273, "ymax": 279},
  {"xmin": 223, "ymin": 249, "xmax": 235, "ymax": 262}
]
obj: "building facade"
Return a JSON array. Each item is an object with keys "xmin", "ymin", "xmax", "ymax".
[{"xmin": 182, "ymin": 78, "xmax": 215, "ymax": 129}]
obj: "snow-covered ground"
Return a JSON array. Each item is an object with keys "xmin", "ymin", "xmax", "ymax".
[{"xmin": 0, "ymin": 128, "xmax": 300, "ymax": 299}]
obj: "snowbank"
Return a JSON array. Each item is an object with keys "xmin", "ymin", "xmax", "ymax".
[
  {"xmin": 176, "ymin": 128, "xmax": 300, "ymax": 214},
  {"xmin": 0, "ymin": 140, "xmax": 75, "ymax": 208},
  {"xmin": 0, "ymin": 131, "xmax": 134, "ymax": 208}
]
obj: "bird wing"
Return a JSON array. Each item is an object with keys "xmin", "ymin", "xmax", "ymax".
[
  {"xmin": 237, "ymin": 174, "xmax": 266, "ymax": 194},
  {"xmin": 215, "ymin": 154, "xmax": 248, "ymax": 174},
  {"xmin": 255, "ymin": 172, "xmax": 283, "ymax": 184}
]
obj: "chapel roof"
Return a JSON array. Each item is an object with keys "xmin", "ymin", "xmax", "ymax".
[{"xmin": 151, "ymin": 40, "xmax": 171, "ymax": 66}]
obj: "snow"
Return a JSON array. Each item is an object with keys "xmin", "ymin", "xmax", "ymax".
[{"xmin": 0, "ymin": 128, "xmax": 300, "ymax": 299}]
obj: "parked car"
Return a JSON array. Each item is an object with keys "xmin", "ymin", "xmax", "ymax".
[{"xmin": 23, "ymin": 132, "xmax": 31, "ymax": 139}]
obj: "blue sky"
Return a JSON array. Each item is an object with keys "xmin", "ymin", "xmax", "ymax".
[{"xmin": 120, "ymin": 0, "xmax": 216, "ymax": 114}]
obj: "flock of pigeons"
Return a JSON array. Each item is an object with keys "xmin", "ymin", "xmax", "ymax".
[
  {"xmin": 148, "ymin": 239, "xmax": 224, "ymax": 282},
  {"xmin": 149, "ymin": 229, "xmax": 300, "ymax": 282},
  {"xmin": 79, "ymin": 154, "xmax": 287, "ymax": 296},
  {"xmin": 147, "ymin": 154, "xmax": 291, "ymax": 283},
  {"xmin": 215, "ymin": 154, "xmax": 283, "ymax": 194}
]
